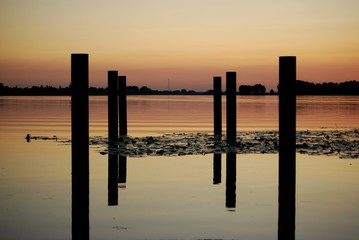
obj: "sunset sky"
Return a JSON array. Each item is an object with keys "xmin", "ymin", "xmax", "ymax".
[{"xmin": 0, "ymin": 0, "xmax": 358, "ymax": 91}]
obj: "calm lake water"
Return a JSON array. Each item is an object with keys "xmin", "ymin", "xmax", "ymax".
[{"xmin": 0, "ymin": 95, "xmax": 358, "ymax": 239}]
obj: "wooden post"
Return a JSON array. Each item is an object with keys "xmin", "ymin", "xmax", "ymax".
[
  {"xmin": 213, "ymin": 76, "xmax": 222, "ymax": 138},
  {"xmin": 118, "ymin": 76, "xmax": 127, "ymax": 136},
  {"xmin": 278, "ymin": 56, "xmax": 296, "ymax": 239},
  {"xmin": 71, "ymin": 53, "xmax": 89, "ymax": 239},
  {"xmin": 108, "ymin": 71, "xmax": 118, "ymax": 144},
  {"xmin": 226, "ymin": 72, "xmax": 237, "ymax": 146},
  {"xmin": 108, "ymin": 154, "xmax": 118, "ymax": 206}
]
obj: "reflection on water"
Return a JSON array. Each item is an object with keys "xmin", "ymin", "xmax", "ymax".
[
  {"xmin": 278, "ymin": 153, "xmax": 296, "ymax": 240},
  {"xmin": 1, "ymin": 141, "xmax": 359, "ymax": 239},
  {"xmin": 118, "ymin": 155, "xmax": 127, "ymax": 187},
  {"xmin": 213, "ymin": 153, "xmax": 221, "ymax": 184},
  {"xmin": 278, "ymin": 188, "xmax": 296, "ymax": 240},
  {"xmin": 1, "ymin": 96, "xmax": 359, "ymax": 239},
  {"xmin": 226, "ymin": 153, "xmax": 237, "ymax": 209},
  {"xmin": 108, "ymin": 154, "xmax": 118, "ymax": 206},
  {"xmin": 72, "ymin": 167, "xmax": 89, "ymax": 239},
  {"xmin": 107, "ymin": 154, "xmax": 128, "ymax": 206}
]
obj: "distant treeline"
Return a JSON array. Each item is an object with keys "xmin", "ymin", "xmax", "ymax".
[
  {"xmin": 0, "ymin": 83, "xmax": 207, "ymax": 96},
  {"xmin": 295, "ymin": 80, "xmax": 359, "ymax": 95},
  {"xmin": 0, "ymin": 80, "xmax": 358, "ymax": 96},
  {"xmin": 238, "ymin": 84, "xmax": 268, "ymax": 95}
]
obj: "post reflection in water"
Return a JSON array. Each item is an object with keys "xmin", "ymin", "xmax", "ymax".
[
  {"xmin": 213, "ymin": 153, "xmax": 222, "ymax": 184},
  {"xmin": 72, "ymin": 172, "xmax": 89, "ymax": 239},
  {"xmin": 278, "ymin": 156, "xmax": 296, "ymax": 240},
  {"xmin": 226, "ymin": 152, "xmax": 236, "ymax": 209},
  {"xmin": 108, "ymin": 154, "xmax": 127, "ymax": 206},
  {"xmin": 108, "ymin": 154, "xmax": 119, "ymax": 206},
  {"xmin": 118, "ymin": 155, "xmax": 127, "ymax": 188}
]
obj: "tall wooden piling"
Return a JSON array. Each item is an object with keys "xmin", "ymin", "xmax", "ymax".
[
  {"xmin": 71, "ymin": 53, "xmax": 89, "ymax": 239},
  {"xmin": 118, "ymin": 76, "xmax": 127, "ymax": 136},
  {"xmin": 278, "ymin": 56, "xmax": 296, "ymax": 239},
  {"xmin": 226, "ymin": 72, "xmax": 237, "ymax": 146},
  {"xmin": 108, "ymin": 71, "xmax": 118, "ymax": 144},
  {"xmin": 213, "ymin": 76, "xmax": 222, "ymax": 137}
]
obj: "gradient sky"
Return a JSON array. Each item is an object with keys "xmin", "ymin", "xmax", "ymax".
[{"xmin": 0, "ymin": 0, "xmax": 358, "ymax": 91}]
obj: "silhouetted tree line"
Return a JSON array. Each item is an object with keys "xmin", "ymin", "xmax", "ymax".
[
  {"xmin": 1, "ymin": 80, "xmax": 358, "ymax": 96},
  {"xmin": 0, "ymin": 83, "xmax": 109, "ymax": 95},
  {"xmin": 0, "ymin": 83, "xmax": 205, "ymax": 95},
  {"xmin": 126, "ymin": 86, "xmax": 201, "ymax": 95},
  {"xmin": 238, "ymin": 84, "xmax": 267, "ymax": 95},
  {"xmin": 295, "ymin": 80, "xmax": 359, "ymax": 95}
]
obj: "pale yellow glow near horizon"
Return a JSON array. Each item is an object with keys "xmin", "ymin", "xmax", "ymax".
[{"xmin": 0, "ymin": 0, "xmax": 358, "ymax": 91}]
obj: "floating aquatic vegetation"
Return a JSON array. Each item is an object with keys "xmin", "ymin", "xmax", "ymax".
[
  {"xmin": 97, "ymin": 130, "xmax": 359, "ymax": 159},
  {"xmin": 26, "ymin": 129, "xmax": 359, "ymax": 159}
]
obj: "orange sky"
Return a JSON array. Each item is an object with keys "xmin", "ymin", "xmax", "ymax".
[{"xmin": 0, "ymin": 0, "xmax": 358, "ymax": 91}]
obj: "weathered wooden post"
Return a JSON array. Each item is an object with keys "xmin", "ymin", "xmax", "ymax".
[
  {"xmin": 226, "ymin": 152, "xmax": 236, "ymax": 209},
  {"xmin": 108, "ymin": 154, "xmax": 118, "ymax": 206},
  {"xmin": 118, "ymin": 76, "xmax": 127, "ymax": 136},
  {"xmin": 226, "ymin": 72, "xmax": 237, "ymax": 146},
  {"xmin": 71, "ymin": 53, "xmax": 89, "ymax": 239},
  {"xmin": 213, "ymin": 153, "xmax": 222, "ymax": 184},
  {"xmin": 213, "ymin": 76, "xmax": 222, "ymax": 138},
  {"xmin": 108, "ymin": 71, "xmax": 118, "ymax": 144},
  {"xmin": 278, "ymin": 56, "xmax": 296, "ymax": 239}
]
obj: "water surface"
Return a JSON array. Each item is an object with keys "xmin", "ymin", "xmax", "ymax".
[
  {"xmin": 0, "ymin": 95, "xmax": 358, "ymax": 239},
  {"xmin": 1, "ymin": 95, "xmax": 358, "ymax": 138}
]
